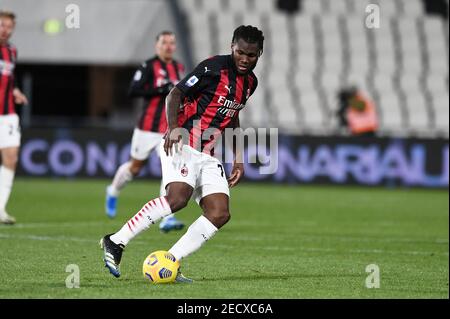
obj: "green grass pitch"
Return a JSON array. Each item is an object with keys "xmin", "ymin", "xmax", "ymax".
[{"xmin": 0, "ymin": 178, "xmax": 448, "ymax": 298}]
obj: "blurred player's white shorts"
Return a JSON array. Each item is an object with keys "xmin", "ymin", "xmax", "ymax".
[
  {"xmin": 130, "ymin": 128, "xmax": 163, "ymax": 160},
  {"xmin": 0, "ymin": 114, "xmax": 21, "ymax": 149},
  {"xmin": 159, "ymin": 140, "xmax": 229, "ymax": 204}
]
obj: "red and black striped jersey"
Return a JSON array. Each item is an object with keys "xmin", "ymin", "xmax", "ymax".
[
  {"xmin": 176, "ymin": 55, "xmax": 258, "ymax": 154},
  {"xmin": 0, "ymin": 43, "xmax": 17, "ymax": 115},
  {"xmin": 129, "ymin": 56, "xmax": 184, "ymax": 133}
]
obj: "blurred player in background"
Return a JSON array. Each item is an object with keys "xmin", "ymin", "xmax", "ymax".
[
  {"xmin": 105, "ymin": 31, "xmax": 185, "ymax": 232},
  {"xmin": 337, "ymin": 86, "xmax": 378, "ymax": 137},
  {"xmin": 0, "ymin": 11, "xmax": 28, "ymax": 225},
  {"xmin": 100, "ymin": 25, "xmax": 264, "ymax": 281}
]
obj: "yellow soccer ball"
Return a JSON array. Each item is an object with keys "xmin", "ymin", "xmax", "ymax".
[{"xmin": 143, "ymin": 250, "xmax": 180, "ymax": 284}]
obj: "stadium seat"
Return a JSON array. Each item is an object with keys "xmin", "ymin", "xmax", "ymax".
[
  {"xmin": 179, "ymin": 0, "xmax": 202, "ymax": 13},
  {"xmin": 346, "ymin": 16, "xmax": 368, "ymax": 50},
  {"xmin": 187, "ymin": 11, "xmax": 213, "ymax": 61},
  {"xmin": 424, "ymin": 17, "xmax": 448, "ymax": 75},
  {"xmin": 294, "ymin": 15, "xmax": 317, "ymax": 74},
  {"xmin": 433, "ymin": 92, "xmax": 450, "ymax": 132},
  {"xmin": 373, "ymin": 24, "xmax": 397, "ymax": 74},
  {"xmin": 202, "ymin": 0, "xmax": 225, "ymax": 12},
  {"xmin": 216, "ymin": 13, "xmax": 236, "ymax": 53},
  {"xmin": 426, "ymin": 73, "xmax": 449, "ymax": 95},
  {"xmin": 321, "ymin": 16, "xmax": 344, "ymax": 73},
  {"xmin": 405, "ymin": 92, "xmax": 431, "ymax": 132},
  {"xmin": 399, "ymin": 73, "xmax": 422, "ymax": 93},
  {"xmin": 244, "ymin": 86, "xmax": 268, "ymax": 128},
  {"xmin": 377, "ymin": 92, "xmax": 405, "ymax": 132},
  {"xmin": 345, "ymin": 16, "xmax": 370, "ymax": 74},
  {"xmin": 377, "ymin": 0, "xmax": 400, "ymax": 18},
  {"xmin": 398, "ymin": 18, "xmax": 423, "ymax": 74},
  {"xmin": 266, "ymin": 13, "xmax": 290, "ymax": 55},
  {"xmin": 399, "ymin": 0, "xmax": 424, "ymax": 17},
  {"xmin": 349, "ymin": 0, "xmax": 378, "ymax": 16},
  {"xmin": 250, "ymin": 0, "xmax": 275, "ymax": 13},
  {"xmin": 327, "ymin": 0, "xmax": 349, "ymax": 14},
  {"xmin": 271, "ymin": 88, "xmax": 299, "ymax": 131},
  {"xmin": 266, "ymin": 12, "xmax": 289, "ymax": 37},
  {"xmin": 227, "ymin": 0, "xmax": 249, "ymax": 13},
  {"xmin": 373, "ymin": 73, "xmax": 395, "ymax": 93},
  {"xmin": 240, "ymin": 12, "xmax": 262, "ymax": 30},
  {"xmin": 295, "ymin": 71, "xmax": 316, "ymax": 92},
  {"xmin": 321, "ymin": 72, "xmax": 342, "ymax": 94},
  {"xmin": 302, "ymin": 0, "xmax": 325, "ymax": 14},
  {"xmin": 299, "ymin": 91, "xmax": 325, "ymax": 128},
  {"xmin": 267, "ymin": 71, "xmax": 291, "ymax": 90}
]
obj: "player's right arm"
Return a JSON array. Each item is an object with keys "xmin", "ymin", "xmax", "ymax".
[{"xmin": 164, "ymin": 86, "xmax": 185, "ymax": 156}]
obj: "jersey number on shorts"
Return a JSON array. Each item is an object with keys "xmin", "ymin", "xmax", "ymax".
[{"xmin": 217, "ymin": 164, "xmax": 224, "ymax": 177}]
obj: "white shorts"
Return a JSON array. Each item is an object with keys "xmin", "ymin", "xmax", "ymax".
[
  {"xmin": 130, "ymin": 128, "xmax": 164, "ymax": 160},
  {"xmin": 159, "ymin": 141, "xmax": 230, "ymax": 204},
  {"xmin": 0, "ymin": 114, "xmax": 21, "ymax": 149}
]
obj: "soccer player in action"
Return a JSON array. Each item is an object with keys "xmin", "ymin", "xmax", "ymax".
[
  {"xmin": 0, "ymin": 11, "xmax": 28, "ymax": 225},
  {"xmin": 101, "ymin": 25, "xmax": 264, "ymax": 281},
  {"xmin": 105, "ymin": 31, "xmax": 185, "ymax": 232}
]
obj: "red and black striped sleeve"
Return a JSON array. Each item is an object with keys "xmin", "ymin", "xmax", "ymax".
[
  {"xmin": 175, "ymin": 57, "xmax": 219, "ymax": 96},
  {"xmin": 128, "ymin": 60, "xmax": 154, "ymax": 98}
]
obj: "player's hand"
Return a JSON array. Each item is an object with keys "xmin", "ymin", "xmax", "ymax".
[
  {"xmin": 13, "ymin": 88, "xmax": 28, "ymax": 105},
  {"xmin": 228, "ymin": 161, "xmax": 244, "ymax": 188},
  {"xmin": 164, "ymin": 127, "xmax": 183, "ymax": 156},
  {"xmin": 159, "ymin": 82, "xmax": 175, "ymax": 95}
]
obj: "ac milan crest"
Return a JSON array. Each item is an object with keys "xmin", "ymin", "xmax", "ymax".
[{"xmin": 180, "ymin": 164, "xmax": 188, "ymax": 177}]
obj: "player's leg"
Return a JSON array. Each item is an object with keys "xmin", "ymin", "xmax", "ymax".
[
  {"xmin": 100, "ymin": 140, "xmax": 198, "ymax": 277},
  {"xmin": 0, "ymin": 114, "xmax": 21, "ymax": 225},
  {"xmin": 158, "ymin": 172, "xmax": 185, "ymax": 233},
  {"xmin": 150, "ymin": 136, "xmax": 185, "ymax": 232},
  {"xmin": 167, "ymin": 156, "xmax": 230, "ymax": 282},
  {"xmin": 0, "ymin": 146, "xmax": 19, "ymax": 224},
  {"xmin": 100, "ymin": 182, "xmax": 193, "ymax": 277},
  {"xmin": 110, "ymin": 182, "xmax": 192, "ymax": 246},
  {"xmin": 110, "ymin": 158, "xmax": 145, "ymax": 194},
  {"xmin": 106, "ymin": 157, "xmax": 145, "ymax": 217},
  {"xmin": 168, "ymin": 193, "xmax": 228, "ymax": 261},
  {"xmin": 105, "ymin": 129, "xmax": 159, "ymax": 218}
]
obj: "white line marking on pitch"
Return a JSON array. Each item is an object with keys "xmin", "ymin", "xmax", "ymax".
[{"xmin": 0, "ymin": 233, "xmax": 447, "ymax": 257}]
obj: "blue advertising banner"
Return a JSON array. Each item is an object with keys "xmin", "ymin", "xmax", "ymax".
[{"xmin": 16, "ymin": 128, "xmax": 448, "ymax": 188}]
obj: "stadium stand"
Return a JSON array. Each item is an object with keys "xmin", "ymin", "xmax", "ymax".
[{"xmin": 178, "ymin": 0, "xmax": 449, "ymax": 137}]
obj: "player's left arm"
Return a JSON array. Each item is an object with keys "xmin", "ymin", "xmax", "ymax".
[
  {"xmin": 13, "ymin": 88, "xmax": 28, "ymax": 105},
  {"xmin": 228, "ymin": 115, "xmax": 244, "ymax": 188},
  {"xmin": 12, "ymin": 49, "xmax": 28, "ymax": 105}
]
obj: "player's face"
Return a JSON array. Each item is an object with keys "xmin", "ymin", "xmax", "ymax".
[
  {"xmin": 0, "ymin": 17, "xmax": 15, "ymax": 44},
  {"xmin": 231, "ymin": 38, "xmax": 260, "ymax": 75},
  {"xmin": 155, "ymin": 34, "xmax": 176, "ymax": 61}
]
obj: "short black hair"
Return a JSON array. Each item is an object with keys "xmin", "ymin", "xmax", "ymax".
[
  {"xmin": 156, "ymin": 30, "xmax": 174, "ymax": 42},
  {"xmin": 232, "ymin": 25, "xmax": 264, "ymax": 56},
  {"xmin": 0, "ymin": 10, "xmax": 16, "ymax": 21}
]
